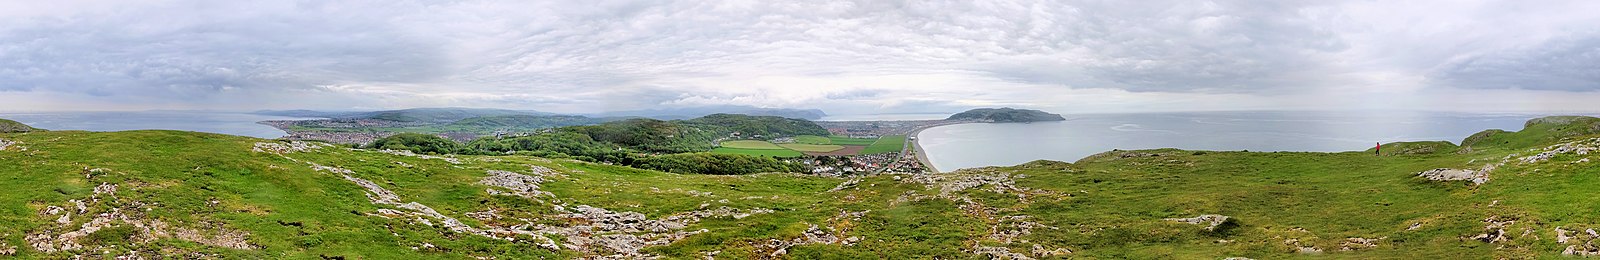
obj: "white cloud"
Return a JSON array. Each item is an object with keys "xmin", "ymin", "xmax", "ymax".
[{"xmin": 1, "ymin": 0, "xmax": 1598, "ymax": 114}]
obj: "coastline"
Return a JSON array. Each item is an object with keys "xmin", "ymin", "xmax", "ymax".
[{"xmin": 905, "ymin": 121, "xmax": 971, "ymax": 173}]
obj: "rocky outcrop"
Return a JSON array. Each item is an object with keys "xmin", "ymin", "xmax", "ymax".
[
  {"xmin": 0, "ymin": 138, "xmax": 15, "ymax": 151},
  {"xmin": 251, "ymin": 141, "xmax": 331, "ymax": 154},
  {"xmin": 1555, "ymin": 227, "xmax": 1600, "ymax": 256},
  {"xmin": 479, "ymin": 168, "xmax": 557, "ymax": 199},
  {"xmin": 1165, "ymin": 214, "xmax": 1232, "ymax": 231},
  {"xmin": 1417, "ymin": 168, "xmax": 1488, "ymax": 183},
  {"xmin": 1519, "ymin": 137, "xmax": 1599, "ymax": 164}
]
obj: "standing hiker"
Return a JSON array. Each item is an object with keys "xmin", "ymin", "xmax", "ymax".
[{"xmin": 1375, "ymin": 142, "xmax": 1381, "ymax": 156}]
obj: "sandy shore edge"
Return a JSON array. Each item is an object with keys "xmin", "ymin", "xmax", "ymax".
[{"xmin": 906, "ymin": 121, "xmax": 970, "ymax": 173}]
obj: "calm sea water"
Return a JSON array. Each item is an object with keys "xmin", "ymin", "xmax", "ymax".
[
  {"xmin": 916, "ymin": 111, "xmax": 1588, "ymax": 171},
  {"xmin": 0, "ymin": 111, "xmax": 318, "ymax": 139}
]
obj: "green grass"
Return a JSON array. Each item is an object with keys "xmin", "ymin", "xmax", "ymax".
[
  {"xmin": 860, "ymin": 135, "xmax": 906, "ymax": 154},
  {"xmin": 826, "ymin": 136, "xmax": 877, "ymax": 146},
  {"xmin": 718, "ymin": 140, "xmax": 786, "ymax": 150},
  {"xmin": 776, "ymin": 143, "xmax": 844, "ymax": 152},
  {"xmin": 7, "ymin": 116, "xmax": 1600, "ymax": 259},
  {"xmin": 711, "ymin": 147, "xmax": 805, "ymax": 158},
  {"xmin": 793, "ymin": 135, "xmax": 832, "ymax": 145}
]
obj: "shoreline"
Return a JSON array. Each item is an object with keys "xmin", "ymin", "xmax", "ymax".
[{"xmin": 905, "ymin": 121, "xmax": 973, "ymax": 173}]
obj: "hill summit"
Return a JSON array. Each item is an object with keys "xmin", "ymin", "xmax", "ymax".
[
  {"xmin": 946, "ymin": 107, "xmax": 1065, "ymax": 123},
  {"xmin": 0, "ymin": 118, "xmax": 38, "ymax": 133}
]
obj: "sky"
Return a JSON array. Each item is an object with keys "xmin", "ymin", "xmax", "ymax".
[{"xmin": 1, "ymin": 0, "xmax": 1598, "ymax": 115}]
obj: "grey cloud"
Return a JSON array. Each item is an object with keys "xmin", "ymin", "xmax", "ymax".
[
  {"xmin": 2, "ymin": 0, "xmax": 1599, "ymax": 113},
  {"xmin": 1432, "ymin": 34, "xmax": 1600, "ymax": 91}
]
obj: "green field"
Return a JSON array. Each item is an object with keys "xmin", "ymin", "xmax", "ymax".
[
  {"xmin": 827, "ymin": 136, "xmax": 878, "ymax": 146},
  {"xmin": 776, "ymin": 143, "xmax": 845, "ymax": 152},
  {"xmin": 861, "ymin": 135, "xmax": 907, "ymax": 154},
  {"xmin": 793, "ymin": 135, "xmax": 832, "ymax": 144},
  {"xmin": 710, "ymin": 147, "xmax": 805, "ymax": 157},
  {"xmin": 718, "ymin": 140, "xmax": 786, "ymax": 150}
]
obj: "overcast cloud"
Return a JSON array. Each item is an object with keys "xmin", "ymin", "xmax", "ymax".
[{"xmin": 2, "ymin": 0, "xmax": 1598, "ymax": 114}]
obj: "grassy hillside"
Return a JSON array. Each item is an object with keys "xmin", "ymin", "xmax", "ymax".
[
  {"xmin": 0, "ymin": 118, "xmax": 38, "ymax": 133},
  {"xmin": 5, "ymin": 116, "xmax": 1600, "ymax": 259}
]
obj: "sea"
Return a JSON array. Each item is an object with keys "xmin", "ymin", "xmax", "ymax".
[
  {"xmin": 911, "ymin": 111, "xmax": 1592, "ymax": 171},
  {"xmin": 0, "ymin": 111, "xmax": 320, "ymax": 139}
]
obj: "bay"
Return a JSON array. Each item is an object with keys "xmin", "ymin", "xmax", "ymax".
[
  {"xmin": 915, "ymin": 111, "xmax": 1587, "ymax": 171},
  {"xmin": 0, "ymin": 111, "xmax": 318, "ymax": 139}
]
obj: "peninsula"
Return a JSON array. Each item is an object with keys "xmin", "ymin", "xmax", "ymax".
[{"xmin": 946, "ymin": 107, "xmax": 1066, "ymax": 123}]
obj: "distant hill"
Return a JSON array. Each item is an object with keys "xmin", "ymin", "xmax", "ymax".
[
  {"xmin": 946, "ymin": 108, "xmax": 1065, "ymax": 123},
  {"xmin": 681, "ymin": 113, "xmax": 831, "ymax": 137},
  {"xmin": 447, "ymin": 115, "xmax": 606, "ymax": 129},
  {"xmin": 351, "ymin": 108, "xmax": 553, "ymax": 123},
  {"xmin": 0, "ymin": 118, "xmax": 40, "ymax": 133},
  {"xmin": 592, "ymin": 105, "xmax": 828, "ymax": 120}
]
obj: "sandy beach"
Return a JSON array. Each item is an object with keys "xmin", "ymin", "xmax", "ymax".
[{"xmin": 905, "ymin": 121, "xmax": 971, "ymax": 173}]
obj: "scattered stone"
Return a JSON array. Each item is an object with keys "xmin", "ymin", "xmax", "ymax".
[
  {"xmin": 0, "ymin": 138, "xmax": 15, "ymax": 151},
  {"xmin": 828, "ymin": 178, "xmax": 861, "ymax": 192},
  {"xmin": 377, "ymin": 149, "xmax": 462, "ymax": 164},
  {"xmin": 1519, "ymin": 138, "xmax": 1599, "ymax": 164},
  {"xmin": 1408, "ymin": 222, "xmax": 1423, "ymax": 231},
  {"xmin": 251, "ymin": 141, "xmax": 330, "ymax": 154},
  {"xmin": 1165, "ymin": 214, "xmax": 1232, "ymax": 231},
  {"xmin": 1468, "ymin": 216, "xmax": 1516, "ymax": 243},
  {"xmin": 1568, "ymin": 245, "xmax": 1600, "ymax": 256},
  {"xmin": 974, "ymin": 246, "xmax": 1034, "ymax": 260},
  {"xmin": 26, "ymin": 195, "xmax": 256, "ymax": 254},
  {"xmin": 1030, "ymin": 244, "xmax": 1071, "ymax": 257},
  {"xmin": 1340, "ymin": 237, "xmax": 1383, "ymax": 251}
]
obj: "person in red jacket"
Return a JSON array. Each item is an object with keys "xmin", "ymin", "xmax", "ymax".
[{"xmin": 1375, "ymin": 142, "xmax": 1381, "ymax": 156}]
